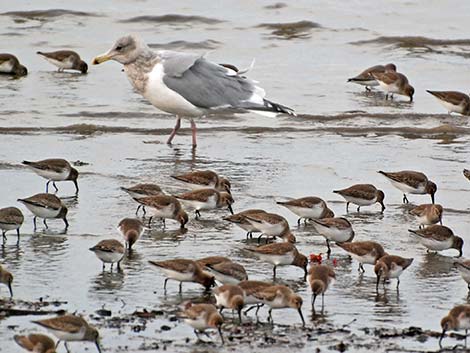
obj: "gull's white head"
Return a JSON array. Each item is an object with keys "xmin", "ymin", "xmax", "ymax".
[{"xmin": 93, "ymin": 34, "xmax": 149, "ymax": 65}]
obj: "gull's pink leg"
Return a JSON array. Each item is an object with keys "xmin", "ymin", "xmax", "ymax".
[
  {"xmin": 190, "ymin": 118, "xmax": 197, "ymax": 148},
  {"xmin": 167, "ymin": 116, "xmax": 181, "ymax": 145}
]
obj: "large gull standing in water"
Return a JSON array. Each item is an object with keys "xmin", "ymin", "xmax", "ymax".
[{"xmin": 92, "ymin": 34, "xmax": 295, "ymax": 147}]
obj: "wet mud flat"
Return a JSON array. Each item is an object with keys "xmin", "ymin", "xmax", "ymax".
[{"xmin": 0, "ymin": 297, "xmax": 455, "ymax": 353}]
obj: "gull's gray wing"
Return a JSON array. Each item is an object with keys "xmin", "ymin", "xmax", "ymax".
[{"xmin": 161, "ymin": 52, "xmax": 260, "ymax": 109}]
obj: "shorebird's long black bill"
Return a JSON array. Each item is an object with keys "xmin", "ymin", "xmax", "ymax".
[
  {"xmin": 298, "ymin": 308, "xmax": 305, "ymax": 327},
  {"xmin": 439, "ymin": 329, "xmax": 446, "ymax": 348},
  {"xmin": 95, "ymin": 340, "xmax": 102, "ymax": 353},
  {"xmin": 228, "ymin": 204, "xmax": 234, "ymax": 215},
  {"xmin": 376, "ymin": 275, "xmax": 380, "ymax": 291},
  {"xmin": 8, "ymin": 281, "xmax": 13, "ymax": 297},
  {"xmin": 218, "ymin": 326, "xmax": 225, "ymax": 345}
]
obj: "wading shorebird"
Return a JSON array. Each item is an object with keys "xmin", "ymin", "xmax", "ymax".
[
  {"xmin": 22, "ymin": 159, "xmax": 79, "ymax": 194},
  {"xmin": 37, "ymin": 50, "xmax": 88, "ymax": 73},
  {"xmin": 92, "ymin": 34, "xmax": 295, "ymax": 147},
  {"xmin": 333, "ymin": 184, "xmax": 385, "ymax": 213},
  {"xmin": 378, "ymin": 170, "xmax": 436, "ymax": 204},
  {"xmin": 347, "ymin": 63, "xmax": 396, "ymax": 91}
]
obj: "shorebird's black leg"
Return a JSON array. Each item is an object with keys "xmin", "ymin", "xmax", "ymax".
[
  {"xmin": 179, "ymin": 281, "xmax": 183, "ymax": 293},
  {"xmin": 195, "ymin": 210, "xmax": 201, "ymax": 219},
  {"xmin": 148, "ymin": 217, "xmax": 153, "ymax": 227},
  {"xmin": 297, "ymin": 218, "xmax": 301, "ymax": 226},
  {"xmin": 346, "ymin": 202, "xmax": 350, "ymax": 212},
  {"xmin": 357, "ymin": 206, "xmax": 361, "ymax": 212},
  {"xmin": 142, "ymin": 206, "xmax": 147, "ymax": 216},
  {"xmin": 33, "ymin": 217, "xmax": 37, "ymax": 230},
  {"xmin": 135, "ymin": 205, "xmax": 142, "ymax": 216},
  {"xmin": 46, "ymin": 180, "xmax": 51, "ymax": 193},
  {"xmin": 164, "ymin": 278, "xmax": 169, "ymax": 291},
  {"xmin": 326, "ymin": 239, "xmax": 331, "ymax": 255},
  {"xmin": 43, "ymin": 219, "xmax": 48, "ymax": 229},
  {"xmin": 52, "ymin": 182, "xmax": 59, "ymax": 192},
  {"xmin": 273, "ymin": 265, "xmax": 277, "ymax": 279},
  {"xmin": 359, "ymin": 263, "xmax": 365, "ymax": 273},
  {"xmin": 63, "ymin": 217, "xmax": 69, "ymax": 229},
  {"xmin": 402, "ymin": 194, "xmax": 409, "ymax": 203},
  {"xmin": 365, "ymin": 86, "xmax": 371, "ymax": 92}
]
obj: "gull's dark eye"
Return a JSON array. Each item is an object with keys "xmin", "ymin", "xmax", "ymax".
[{"xmin": 116, "ymin": 45, "xmax": 123, "ymax": 51}]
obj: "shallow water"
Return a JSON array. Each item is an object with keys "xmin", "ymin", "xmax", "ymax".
[{"xmin": 1, "ymin": 1, "xmax": 470, "ymax": 352}]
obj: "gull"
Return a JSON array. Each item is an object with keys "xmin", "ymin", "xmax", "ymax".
[{"xmin": 93, "ymin": 34, "xmax": 295, "ymax": 147}]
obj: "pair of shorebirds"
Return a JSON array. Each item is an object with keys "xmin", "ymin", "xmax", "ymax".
[
  {"xmin": 0, "ymin": 50, "xmax": 87, "ymax": 77},
  {"xmin": 0, "ymin": 159, "xmax": 79, "ymax": 243},
  {"xmin": 349, "ymin": 62, "xmax": 470, "ymax": 114}
]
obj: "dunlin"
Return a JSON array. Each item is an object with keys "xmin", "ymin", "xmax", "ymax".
[
  {"xmin": 138, "ymin": 195, "xmax": 188, "ymax": 228},
  {"xmin": 408, "ymin": 225, "xmax": 463, "ymax": 257},
  {"xmin": 121, "ymin": 183, "xmax": 163, "ymax": 215},
  {"xmin": 246, "ymin": 242, "xmax": 307, "ymax": 279},
  {"xmin": 0, "ymin": 207, "xmax": 24, "ymax": 243},
  {"xmin": 312, "ymin": 217, "xmax": 355, "ymax": 254},
  {"xmin": 333, "ymin": 184, "xmax": 385, "ymax": 213},
  {"xmin": 14, "ymin": 334, "xmax": 56, "ymax": 353},
  {"xmin": 439, "ymin": 305, "xmax": 470, "ymax": 348},
  {"xmin": 18, "ymin": 193, "xmax": 69, "ymax": 230},
  {"xmin": 455, "ymin": 260, "xmax": 470, "ymax": 291},
  {"xmin": 33, "ymin": 315, "xmax": 101, "ymax": 353},
  {"xmin": 374, "ymin": 255, "xmax": 413, "ymax": 290},
  {"xmin": 378, "ymin": 170, "xmax": 437, "ymax": 204},
  {"xmin": 0, "ymin": 53, "xmax": 27, "ymax": 76},
  {"xmin": 171, "ymin": 170, "xmax": 231, "ymax": 193},
  {"xmin": 149, "ymin": 259, "xmax": 215, "ymax": 292},
  {"xmin": 22, "ymin": 159, "xmax": 79, "ymax": 194},
  {"xmin": 181, "ymin": 303, "xmax": 224, "ymax": 344},
  {"xmin": 206, "ymin": 261, "xmax": 248, "ymax": 284},
  {"xmin": 37, "ymin": 50, "xmax": 88, "ymax": 73},
  {"xmin": 243, "ymin": 212, "xmax": 295, "ymax": 243},
  {"xmin": 276, "ymin": 196, "xmax": 332, "ymax": 224},
  {"xmin": 0, "ymin": 264, "xmax": 13, "ymax": 297},
  {"xmin": 410, "ymin": 204, "xmax": 443, "ymax": 228},
  {"xmin": 308, "ymin": 264, "xmax": 335, "ymax": 311},
  {"xmin": 337, "ymin": 241, "xmax": 386, "ymax": 272},
  {"xmin": 213, "ymin": 284, "xmax": 245, "ymax": 322},
  {"xmin": 371, "ymin": 71, "xmax": 414, "ymax": 102},
  {"xmin": 175, "ymin": 189, "xmax": 234, "ymax": 218},
  {"xmin": 347, "ymin": 63, "xmax": 396, "ymax": 91},
  {"xmin": 117, "ymin": 218, "xmax": 144, "ymax": 250},
  {"xmin": 223, "ymin": 209, "xmax": 267, "ymax": 238},
  {"xmin": 427, "ymin": 90, "xmax": 470, "ymax": 115},
  {"xmin": 252, "ymin": 284, "xmax": 305, "ymax": 326},
  {"xmin": 89, "ymin": 239, "xmax": 125, "ymax": 271}
]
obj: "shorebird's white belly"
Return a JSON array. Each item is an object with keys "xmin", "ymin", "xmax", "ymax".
[
  {"xmin": 160, "ymin": 268, "xmax": 194, "ymax": 282},
  {"xmin": 48, "ymin": 327, "xmax": 86, "ymax": 341},
  {"xmin": 378, "ymin": 81, "xmax": 399, "ymax": 94},
  {"xmin": 144, "ymin": 63, "xmax": 202, "ymax": 116},
  {"xmin": 31, "ymin": 168, "xmax": 69, "ymax": 181},
  {"xmin": 185, "ymin": 317, "xmax": 208, "ymax": 331},
  {"xmin": 284, "ymin": 205, "xmax": 324, "ymax": 219},
  {"xmin": 45, "ymin": 57, "xmax": 73, "ymax": 70},
  {"xmin": 351, "ymin": 253, "xmax": 376, "ymax": 265},
  {"xmin": 0, "ymin": 61, "xmax": 13, "ymax": 73},
  {"xmin": 251, "ymin": 221, "xmax": 284, "ymax": 236},
  {"xmin": 343, "ymin": 196, "xmax": 376, "ymax": 206},
  {"xmin": 244, "ymin": 294, "xmax": 263, "ymax": 305},
  {"xmin": 181, "ymin": 196, "xmax": 217, "ymax": 211},
  {"xmin": 387, "ymin": 266, "xmax": 404, "ymax": 279},
  {"xmin": 418, "ymin": 237, "xmax": 453, "ymax": 251},
  {"xmin": 440, "ymin": 99, "xmax": 465, "ymax": 114},
  {"xmin": 389, "ymin": 180, "xmax": 424, "ymax": 194},
  {"xmin": 209, "ymin": 269, "xmax": 242, "ymax": 284},
  {"xmin": 24, "ymin": 204, "xmax": 60, "ymax": 219},
  {"xmin": 237, "ymin": 223, "xmax": 260, "ymax": 233},
  {"xmin": 415, "ymin": 214, "xmax": 434, "ymax": 226},
  {"xmin": 151, "ymin": 204, "xmax": 175, "ymax": 219},
  {"xmin": 354, "ymin": 79, "xmax": 379, "ymax": 87},
  {"xmin": 257, "ymin": 253, "xmax": 294, "ymax": 266},
  {"xmin": 314, "ymin": 224, "xmax": 352, "ymax": 242},
  {"xmin": 457, "ymin": 317, "xmax": 470, "ymax": 330},
  {"xmin": 0, "ymin": 222, "xmax": 21, "ymax": 231},
  {"xmin": 214, "ymin": 291, "xmax": 231, "ymax": 308},
  {"xmin": 265, "ymin": 296, "xmax": 285, "ymax": 308},
  {"xmin": 93, "ymin": 250, "xmax": 124, "ymax": 264}
]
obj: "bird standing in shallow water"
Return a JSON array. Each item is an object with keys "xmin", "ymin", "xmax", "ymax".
[
  {"xmin": 440, "ymin": 305, "xmax": 470, "ymax": 349},
  {"xmin": 0, "ymin": 265, "xmax": 13, "ymax": 297},
  {"xmin": 14, "ymin": 334, "xmax": 57, "ymax": 353},
  {"xmin": 0, "ymin": 207, "xmax": 24, "ymax": 243},
  {"xmin": 92, "ymin": 34, "xmax": 295, "ymax": 148}
]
